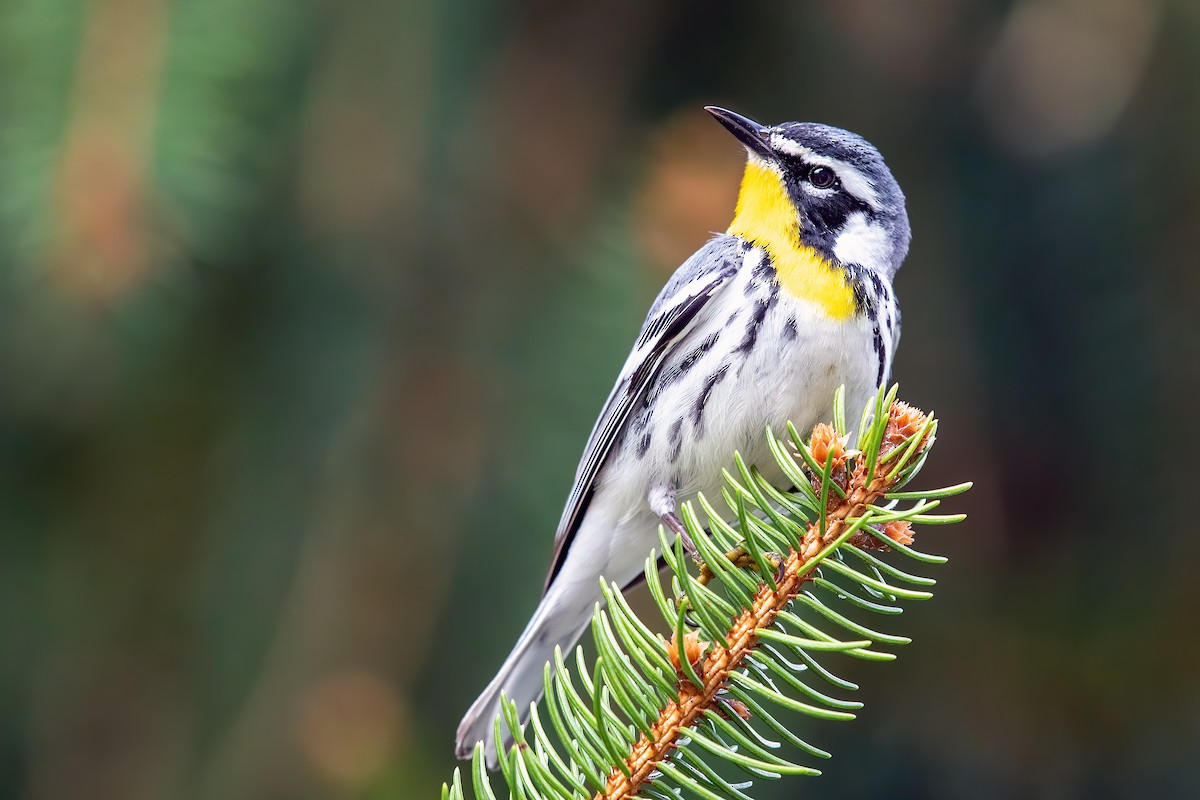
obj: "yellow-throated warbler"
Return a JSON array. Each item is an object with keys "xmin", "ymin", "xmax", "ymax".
[{"xmin": 456, "ymin": 107, "xmax": 910, "ymax": 765}]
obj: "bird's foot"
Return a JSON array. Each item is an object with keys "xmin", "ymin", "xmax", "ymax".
[
  {"xmin": 696, "ymin": 546, "xmax": 784, "ymax": 586},
  {"xmin": 660, "ymin": 512, "xmax": 783, "ymax": 589}
]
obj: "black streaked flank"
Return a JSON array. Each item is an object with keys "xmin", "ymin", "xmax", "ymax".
[
  {"xmin": 733, "ymin": 291, "xmax": 776, "ymax": 355},
  {"xmin": 749, "ymin": 256, "xmax": 773, "ymax": 287},
  {"xmin": 681, "ymin": 331, "xmax": 720, "ymax": 367},
  {"xmin": 867, "ymin": 272, "xmax": 887, "ymax": 313},
  {"xmin": 854, "ymin": 277, "xmax": 872, "ymax": 315},
  {"xmin": 648, "ymin": 331, "xmax": 721, "ymax": 399},
  {"xmin": 636, "ymin": 431, "xmax": 652, "ymax": 459},
  {"xmin": 872, "ymin": 323, "xmax": 885, "ymax": 385},
  {"xmin": 840, "ymin": 262, "xmax": 875, "ymax": 317},
  {"xmin": 667, "ymin": 419, "xmax": 684, "ymax": 463},
  {"xmin": 691, "ymin": 364, "xmax": 730, "ymax": 430}
]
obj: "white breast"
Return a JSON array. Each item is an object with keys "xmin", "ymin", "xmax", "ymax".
[
  {"xmin": 675, "ymin": 271, "xmax": 880, "ymax": 501},
  {"xmin": 599, "ymin": 247, "xmax": 885, "ymax": 523}
]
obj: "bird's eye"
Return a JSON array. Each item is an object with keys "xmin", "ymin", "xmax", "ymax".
[{"xmin": 808, "ymin": 166, "xmax": 837, "ymax": 189}]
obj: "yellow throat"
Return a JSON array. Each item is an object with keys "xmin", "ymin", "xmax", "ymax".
[{"xmin": 726, "ymin": 161, "xmax": 857, "ymax": 320}]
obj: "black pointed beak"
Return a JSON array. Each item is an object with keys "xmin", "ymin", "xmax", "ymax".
[{"xmin": 705, "ymin": 106, "xmax": 773, "ymax": 160}]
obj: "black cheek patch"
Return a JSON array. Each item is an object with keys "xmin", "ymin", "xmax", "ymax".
[{"xmin": 810, "ymin": 192, "xmax": 867, "ymax": 236}]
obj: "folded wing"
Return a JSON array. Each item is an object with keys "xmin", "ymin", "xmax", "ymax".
[{"xmin": 543, "ymin": 236, "xmax": 745, "ymax": 591}]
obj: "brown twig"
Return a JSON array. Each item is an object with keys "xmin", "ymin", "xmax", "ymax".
[{"xmin": 596, "ymin": 402, "xmax": 928, "ymax": 800}]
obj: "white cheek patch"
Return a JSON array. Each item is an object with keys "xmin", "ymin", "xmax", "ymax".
[
  {"xmin": 833, "ymin": 212, "xmax": 893, "ymax": 271},
  {"xmin": 767, "ymin": 133, "xmax": 881, "ymax": 211}
]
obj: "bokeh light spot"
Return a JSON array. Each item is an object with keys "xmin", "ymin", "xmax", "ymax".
[{"xmin": 297, "ymin": 669, "xmax": 404, "ymax": 790}]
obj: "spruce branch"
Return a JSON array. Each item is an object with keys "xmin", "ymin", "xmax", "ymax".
[
  {"xmin": 604, "ymin": 411, "xmax": 917, "ymax": 798},
  {"xmin": 444, "ymin": 386, "xmax": 970, "ymax": 800}
]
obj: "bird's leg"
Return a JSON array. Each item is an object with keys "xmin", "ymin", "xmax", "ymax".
[
  {"xmin": 661, "ymin": 510, "xmax": 781, "ymax": 586},
  {"xmin": 660, "ymin": 511, "xmax": 701, "ymax": 562},
  {"xmin": 651, "ymin": 485, "xmax": 780, "ymax": 583},
  {"xmin": 651, "ymin": 483, "xmax": 704, "ymax": 563}
]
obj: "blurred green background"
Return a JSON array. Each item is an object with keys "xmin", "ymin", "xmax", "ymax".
[{"xmin": 2, "ymin": 0, "xmax": 1198, "ymax": 798}]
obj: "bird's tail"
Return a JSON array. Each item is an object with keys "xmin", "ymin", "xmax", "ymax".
[{"xmin": 455, "ymin": 597, "xmax": 590, "ymax": 768}]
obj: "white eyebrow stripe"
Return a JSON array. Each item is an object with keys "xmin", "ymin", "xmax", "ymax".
[
  {"xmin": 767, "ymin": 133, "xmax": 881, "ymax": 210},
  {"xmin": 767, "ymin": 134, "xmax": 812, "ymax": 158}
]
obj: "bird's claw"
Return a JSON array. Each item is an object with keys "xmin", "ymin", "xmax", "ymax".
[{"xmin": 696, "ymin": 546, "xmax": 784, "ymax": 586}]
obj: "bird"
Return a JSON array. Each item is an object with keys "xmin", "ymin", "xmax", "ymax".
[{"xmin": 455, "ymin": 106, "xmax": 910, "ymax": 766}]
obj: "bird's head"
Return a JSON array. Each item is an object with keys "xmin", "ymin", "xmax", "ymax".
[{"xmin": 707, "ymin": 106, "xmax": 910, "ymax": 278}]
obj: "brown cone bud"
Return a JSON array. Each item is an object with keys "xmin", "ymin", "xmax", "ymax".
[
  {"xmin": 667, "ymin": 631, "xmax": 709, "ymax": 675},
  {"xmin": 882, "ymin": 520, "xmax": 915, "ymax": 546},
  {"xmin": 882, "ymin": 401, "xmax": 930, "ymax": 457},
  {"xmin": 809, "ymin": 423, "xmax": 848, "ymax": 471}
]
